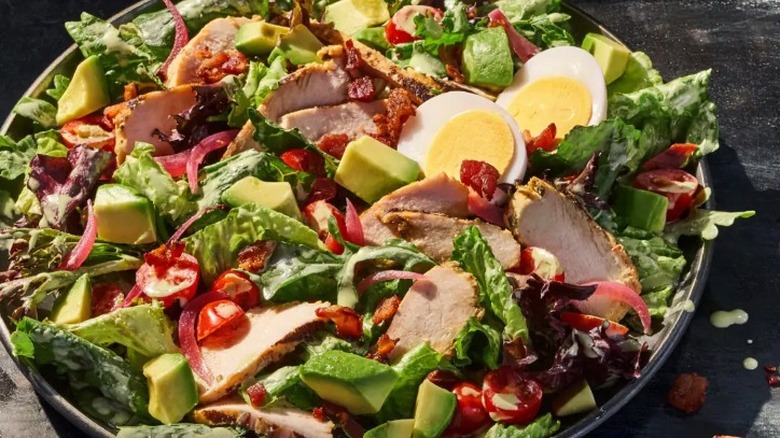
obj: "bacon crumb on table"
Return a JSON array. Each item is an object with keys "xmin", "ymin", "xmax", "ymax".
[{"xmin": 667, "ymin": 373, "xmax": 708, "ymax": 414}]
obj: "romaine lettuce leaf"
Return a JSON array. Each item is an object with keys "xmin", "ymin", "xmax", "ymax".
[
  {"xmin": 618, "ymin": 228, "xmax": 687, "ymax": 293},
  {"xmin": 374, "ymin": 342, "xmax": 444, "ymax": 422},
  {"xmin": 495, "ymin": 0, "xmax": 562, "ymax": 21},
  {"xmin": 484, "ymin": 413, "xmax": 561, "ymax": 438},
  {"xmin": 665, "ymin": 209, "xmax": 755, "ymax": 242},
  {"xmin": 13, "ymin": 97, "xmax": 57, "ymax": 129},
  {"xmin": 35, "ymin": 130, "xmax": 69, "ymax": 157},
  {"xmin": 452, "ymin": 317, "xmax": 502, "ymax": 369},
  {"xmin": 45, "ymin": 75, "xmax": 71, "ymax": 101},
  {"xmin": 117, "ymin": 424, "xmax": 245, "ymax": 437},
  {"xmin": 607, "ymin": 51, "xmax": 662, "ymax": 97},
  {"xmin": 0, "ymin": 134, "xmax": 36, "ymax": 183},
  {"xmin": 227, "ymin": 58, "xmax": 288, "ymax": 127},
  {"xmin": 260, "ymin": 243, "xmax": 342, "ymax": 303},
  {"xmin": 239, "ymin": 365, "xmax": 318, "ymax": 410},
  {"xmin": 452, "ymin": 226, "xmax": 529, "ymax": 343}
]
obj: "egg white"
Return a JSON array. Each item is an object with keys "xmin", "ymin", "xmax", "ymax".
[
  {"xmin": 496, "ymin": 46, "xmax": 608, "ymax": 128},
  {"xmin": 396, "ymin": 91, "xmax": 527, "ymax": 183}
]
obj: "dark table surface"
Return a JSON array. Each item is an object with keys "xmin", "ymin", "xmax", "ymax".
[{"xmin": 0, "ymin": 0, "xmax": 778, "ymax": 437}]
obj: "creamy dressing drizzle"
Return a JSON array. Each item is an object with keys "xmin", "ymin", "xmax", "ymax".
[
  {"xmin": 743, "ymin": 357, "xmax": 758, "ymax": 370},
  {"xmin": 709, "ymin": 309, "xmax": 749, "ymax": 328}
]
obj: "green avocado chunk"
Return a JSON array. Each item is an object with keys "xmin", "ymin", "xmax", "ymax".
[
  {"xmin": 335, "ymin": 135, "xmax": 421, "ymax": 203},
  {"xmin": 324, "ymin": 0, "xmax": 390, "ymax": 35},
  {"xmin": 412, "ymin": 379, "xmax": 456, "ymax": 438},
  {"xmin": 235, "ymin": 21, "xmax": 290, "ymax": 56},
  {"xmin": 365, "ymin": 419, "xmax": 415, "ymax": 438},
  {"xmin": 143, "ymin": 353, "xmax": 198, "ymax": 424},
  {"xmin": 581, "ymin": 33, "xmax": 631, "ymax": 85},
  {"xmin": 56, "ymin": 55, "xmax": 110, "ymax": 125},
  {"xmin": 462, "ymin": 27, "xmax": 514, "ymax": 89},
  {"xmin": 300, "ymin": 350, "xmax": 399, "ymax": 415},
  {"xmin": 222, "ymin": 176, "xmax": 302, "ymax": 221},
  {"xmin": 612, "ymin": 184, "xmax": 669, "ymax": 233},
  {"xmin": 277, "ymin": 25, "xmax": 324, "ymax": 66},
  {"xmin": 551, "ymin": 379, "xmax": 597, "ymax": 417},
  {"xmin": 50, "ymin": 273, "xmax": 92, "ymax": 325},
  {"xmin": 94, "ymin": 184, "xmax": 158, "ymax": 245}
]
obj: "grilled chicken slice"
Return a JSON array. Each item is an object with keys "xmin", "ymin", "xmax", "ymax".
[
  {"xmin": 260, "ymin": 61, "xmax": 351, "ymax": 121},
  {"xmin": 361, "ymin": 173, "xmax": 471, "ymax": 246},
  {"xmin": 198, "ymin": 302, "xmax": 327, "ymax": 404},
  {"xmin": 279, "ymin": 100, "xmax": 386, "ymax": 142},
  {"xmin": 194, "ymin": 397, "xmax": 335, "ymax": 438},
  {"xmin": 381, "ymin": 211, "xmax": 521, "ymax": 269},
  {"xmin": 112, "ymin": 85, "xmax": 198, "ymax": 163},
  {"xmin": 386, "ymin": 264, "xmax": 481, "ymax": 361},
  {"xmin": 166, "ymin": 17, "xmax": 251, "ymax": 87},
  {"xmin": 222, "ymin": 120, "xmax": 261, "ymax": 158},
  {"xmin": 506, "ymin": 177, "xmax": 641, "ymax": 321}
]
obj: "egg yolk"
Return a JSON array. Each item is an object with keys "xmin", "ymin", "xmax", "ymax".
[
  {"xmin": 507, "ymin": 76, "xmax": 592, "ymax": 138},
  {"xmin": 424, "ymin": 109, "xmax": 514, "ymax": 179}
]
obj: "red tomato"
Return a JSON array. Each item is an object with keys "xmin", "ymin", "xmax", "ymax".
[
  {"xmin": 211, "ymin": 270, "xmax": 261, "ymax": 310},
  {"xmin": 60, "ymin": 114, "xmax": 115, "ymax": 151},
  {"xmin": 642, "ymin": 143, "xmax": 699, "ymax": 171},
  {"xmin": 559, "ymin": 311, "xmax": 629, "ymax": 337},
  {"xmin": 523, "ymin": 124, "xmax": 557, "ymax": 155},
  {"xmin": 306, "ymin": 177, "xmax": 339, "ymax": 204},
  {"xmin": 303, "ymin": 200, "xmax": 347, "ymax": 254},
  {"xmin": 634, "ymin": 169, "xmax": 699, "ymax": 221},
  {"xmin": 482, "ymin": 367, "xmax": 543, "ymax": 425},
  {"xmin": 280, "ymin": 148, "xmax": 325, "ymax": 177},
  {"xmin": 196, "ymin": 299, "xmax": 245, "ymax": 341},
  {"xmin": 90, "ymin": 283, "xmax": 124, "ymax": 317},
  {"xmin": 517, "ymin": 247, "xmax": 565, "ymax": 282},
  {"xmin": 136, "ymin": 244, "xmax": 201, "ymax": 308},
  {"xmin": 446, "ymin": 382, "xmax": 491, "ymax": 436},
  {"xmin": 385, "ymin": 6, "xmax": 443, "ymax": 45}
]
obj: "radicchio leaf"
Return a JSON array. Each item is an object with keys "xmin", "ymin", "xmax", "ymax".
[{"xmin": 153, "ymin": 85, "xmax": 231, "ymax": 152}]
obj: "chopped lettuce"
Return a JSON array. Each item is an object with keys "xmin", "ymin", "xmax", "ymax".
[
  {"xmin": 375, "ymin": 342, "xmax": 445, "ymax": 422},
  {"xmin": 239, "ymin": 365, "xmax": 318, "ymax": 410},
  {"xmin": 494, "ymin": 0, "xmax": 573, "ymax": 49},
  {"xmin": 72, "ymin": 387, "xmax": 135, "ymax": 426},
  {"xmin": 66, "ymin": 304, "xmax": 178, "ymax": 358},
  {"xmin": 117, "ymin": 424, "xmax": 245, "ymax": 438},
  {"xmin": 607, "ymin": 51, "xmax": 663, "ymax": 97},
  {"xmin": 411, "ymin": 1, "xmax": 471, "ymax": 56},
  {"xmin": 35, "ymin": 130, "xmax": 69, "ymax": 157},
  {"xmin": 0, "ymin": 134, "xmax": 36, "ymax": 183},
  {"xmin": 665, "ymin": 209, "xmax": 755, "ymax": 242},
  {"xmin": 184, "ymin": 203, "xmax": 324, "ymax": 283},
  {"xmin": 494, "ymin": 0, "xmax": 563, "ymax": 21},
  {"xmin": 45, "ymin": 75, "xmax": 71, "ymax": 101},
  {"xmin": 452, "ymin": 317, "xmax": 502, "ymax": 369},
  {"xmin": 484, "ymin": 413, "xmax": 561, "ymax": 438},
  {"xmin": 13, "ymin": 97, "xmax": 58, "ymax": 129},
  {"xmin": 260, "ymin": 243, "xmax": 342, "ymax": 303},
  {"xmin": 618, "ymin": 229, "xmax": 687, "ymax": 293},
  {"xmin": 452, "ymin": 227, "xmax": 529, "ymax": 343},
  {"xmin": 227, "ymin": 58, "xmax": 288, "ymax": 127},
  {"xmin": 12, "ymin": 318, "xmax": 151, "ymax": 423}
]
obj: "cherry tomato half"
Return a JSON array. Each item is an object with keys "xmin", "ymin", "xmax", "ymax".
[
  {"xmin": 197, "ymin": 299, "xmax": 245, "ymax": 341},
  {"xmin": 136, "ymin": 244, "xmax": 201, "ymax": 308},
  {"xmin": 385, "ymin": 5, "xmax": 444, "ymax": 45},
  {"xmin": 559, "ymin": 311, "xmax": 629, "ymax": 337},
  {"xmin": 634, "ymin": 169, "xmax": 699, "ymax": 221},
  {"xmin": 303, "ymin": 200, "xmax": 347, "ymax": 254},
  {"xmin": 211, "ymin": 270, "xmax": 261, "ymax": 310},
  {"xmin": 90, "ymin": 283, "xmax": 124, "ymax": 317},
  {"xmin": 642, "ymin": 143, "xmax": 699, "ymax": 171},
  {"xmin": 517, "ymin": 247, "xmax": 565, "ymax": 282},
  {"xmin": 60, "ymin": 114, "xmax": 115, "ymax": 151},
  {"xmin": 280, "ymin": 148, "xmax": 325, "ymax": 177},
  {"xmin": 446, "ymin": 382, "xmax": 491, "ymax": 436},
  {"xmin": 482, "ymin": 367, "xmax": 543, "ymax": 426}
]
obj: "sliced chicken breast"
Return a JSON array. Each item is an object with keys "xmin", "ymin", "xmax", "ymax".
[
  {"xmin": 222, "ymin": 119, "xmax": 261, "ymax": 158},
  {"xmin": 166, "ymin": 17, "xmax": 251, "ymax": 87},
  {"xmin": 279, "ymin": 100, "xmax": 387, "ymax": 142},
  {"xmin": 381, "ymin": 211, "xmax": 521, "ymax": 269},
  {"xmin": 361, "ymin": 173, "xmax": 471, "ymax": 246},
  {"xmin": 506, "ymin": 177, "xmax": 641, "ymax": 321},
  {"xmin": 194, "ymin": 397, "xmax": 335, "ymax": 438},
  {"xmin": 112, "ymin": 85, "xmax": 198, "ymax": 163},
  {"xmin": 386, "ymin": 264, "xmax": 481, "ymax": 361},
  {"xmin": 259, "ymin": 61, "xmax": 351, "ymax": 121},
  {"xmin": 198, "ymin": 301, "xmax": 327, "ymax": 404}
]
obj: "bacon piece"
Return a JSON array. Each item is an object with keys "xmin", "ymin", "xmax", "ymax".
[
  {"xmin": 366, "ymin": 333, "xmax": 397, "ymax": 363},
  {"xmin": 460, "ymin": 160, "xmax": 500, "ymax": 200},
  {"xmin": 246, "ymin": 382, "xmax": 267, "ymax": 407},
  {"xmin": 195, "ymin": 48, "xmax": 249, "ymax": 84},
  {"xmin": 344, "ymin": 40, "xmax": 364, "ymax": 74},
  {"xmin": 315, "ymin": 305, "xmax": 363, "ymax": 340},
  {"xmin": 523, "ymin": 124, "xmax": 557, "ymax": 155},
  {"xmin": 667, "ymin": 373, "xmax": 708, "ymax": 414},
  {"xmin": 372, "ymin": 295, "xmax": 401, "ymax": 325},
  {"xmin": 317, "ymin": 133, "xmax": 350, "ymax": 159},
  {"xmin": 347, "ymin": 76, "xmax": 376, "ymax": 102},
  {"xmin": 237, "ymin": 241, "xmax": 278, "ymax": 273},
  {"xmin": 370, "ymin": 88, "xmax": 416, "ymax": 148},
  {"xmin": 123, "ymin": 83, "xmax": 139, "ymax": 101},
  {"xmin": 315, "ymin": 402, "xmax": 366, "ymax": 437}
]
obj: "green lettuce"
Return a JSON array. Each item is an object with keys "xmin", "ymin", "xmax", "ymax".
[
  {"xmin": 665, "ymin": 209, "xmax": 755, "ymax": 242},
  {"xmin": 117, "ymin": 424, "xmax": 245, "ymax": 438},
  {"xmin": 607, "ymin": 51, "xmax": 663, "ymax": 97},
  {"xmin": 240, "ymin": 366, "xmax": 318, "ymax": 410},
  {"xmin": 227, "ymin": 58, "xmax": 288, "ymax": 127},
  {"xmin": 485, "ymin": 413, "xmax": 561, "ymax": 438},
  {"xmin": 35, "ymin": 130, "xmax": 69, "ymax": 157},
  {"xmin": 452, "ymin": 317, "xmax": 502, "ymax": 369},
  {"xmin": 494, "ymin": 0, "xmax": 562, "ymax": 21},
  {"xmin": 452, "ymin": 227, "xmax": 529, "ymax": 343},
  {"xmin": 260, "ymin": 243, "xmax": 342, "ymax": 303},
  {"xmin": 0, "ymin": 134, "xmax": 36, "ymax": 183},
  {"xmin": 72, "ymin": 387, "xmax": 135, "ymax": 426},
  {"xmin": 375, "ymin": 342, "xmax": 445, "ymax": 422},
  {"xmin": 45, "ymin": 74, "xmax": 71, "ymax": 101},
  {"xmin": 184, "ymin": 203, "xmax": 324, "ymax": 283},
  {"xmin": 13, "ymin": 97, "xmax": 57, "ymax": 129},
  {"xmin": 618, "ymin": 230, "xmax": 687, "ymax": 293}
]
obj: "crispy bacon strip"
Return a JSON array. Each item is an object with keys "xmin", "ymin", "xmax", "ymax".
[
  {"xmin": 370, "ymin": 88, "xmax": 416, "ymax": 148},
  {"xmin": 316, "ymin": 305, "xmax": 363, "ymax": 340},
  {"xmin": 372, "ymin": 295, "xmax": 401, "ymax": 325},
  {"xmin": 366, "ymin": 333, "xmax": 397, "ymax": 363},
  {"xmin": 195, "ymin": 48, "xmax": 249, "ymax": 84},
  {"xmin": 667, "ymin": 373, "xmax": 708, "ymax": 414},
  {"xmin": 237, "ymin": 241, "xmax": 278, "ymax": 273}
]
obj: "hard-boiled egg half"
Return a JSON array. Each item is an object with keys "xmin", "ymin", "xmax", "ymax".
[
  {"xmin": 397, "ymin": 92, "xmax": 527, "ymax": 183},
  {"xmin": 496, "ymin": 46, "xmax": 608, "ymax": 139}
]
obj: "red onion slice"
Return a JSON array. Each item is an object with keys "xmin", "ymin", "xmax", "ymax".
[
  {"xmin": 179, "ymin": 291, "xmax": 227, "ymax": 383},
  {"xmin": 168, "ymin": 206, "xmax": 219, "ymax": 245},
  {"xmin": 344, "ymin": 199, "xmax": 365, "ymax": 246},
  {"xmin": 488, "ymin": 9, "xmax": 539, "ymax": 62},
  {"xmin": 357, "ymin": 270, "xmax": 428, "ymax": 295},
  {"xmin": 158, "ymin": 0, "xmax": 190, "ymax": 79},
  {"xmin": 155, "ymin": 150, "xmax": 190, "ymax": 178},
  {"xmin": 186, "ymin": 130, "xmax": 239, "ymax": 194},
  {"xmin": 575, "ymin": 282, "xmax": 652, "ymax": 334},
  {"xmin": 121, "ymin": 284, "xmax": 143, "ymax": 308},
  {"xmin": 60, "ymin": 200, "xmax": 97, "ymax": 270}
]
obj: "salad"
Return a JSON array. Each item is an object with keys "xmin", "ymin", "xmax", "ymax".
[{"xmin": 0, "ymin": 0, "xmax": 754, "ymax": 437}]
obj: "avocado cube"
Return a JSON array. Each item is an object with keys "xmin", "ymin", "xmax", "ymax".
[
  {"xmin": 300, "ymin": 350, "xmax": 399, "ymax": 415},
  {"xmin": 143, "ymin": 353, "xmax": 198, "ymax": 424},
  {"xmin": 56, "ymin": 55, "xmax": 110, "ymax": 125},
  {"xmin": 94, "ymin": 184, "xmax": 158, "ymax": 245},
  {"xmin": 50, "ymin": 274, "xmax": 92, "ymax": 325},
  {"xmin": 222, "ymin": 176, "xmax": 302, "ymax": 220},
  {"xmin": 334, "ymin": 136, "xmax": 421, "ymax": 203},
  {"xmin": 412, "ymin": 379, "xmax": 456, "ymax": 438},
  {"xmin": 278, "ymin": 25, "xmax": 324, "ymax": 66},
  {"xmin": 612, "ymin": 184, "xmax": 668, "ymax": 233},
  {"xmin": 551, "ymin": 379, "xmax": 597, "ymax": 417},
  {"xmin": 235, "ymin": 21, "xmax": 290, "ymax": 56},
  {"xmin": 365, "ymin": 419, "xmax": 415, "ymax": 438},
  {"xmin": 462, "ymin": 27, "xmax": 514, "ymax": 89},
  {"xmin": 582, "ymin": 33, "xmax": 631, "ymax": 84},
  {"xmin": 324, "ymin": 0, "xmax": 390, "ymax": 36}
]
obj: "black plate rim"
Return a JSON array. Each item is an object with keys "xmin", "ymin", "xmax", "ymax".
[{"xmin": 0, "ymin": 2, "xmax": 715, "ymax": 437}]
